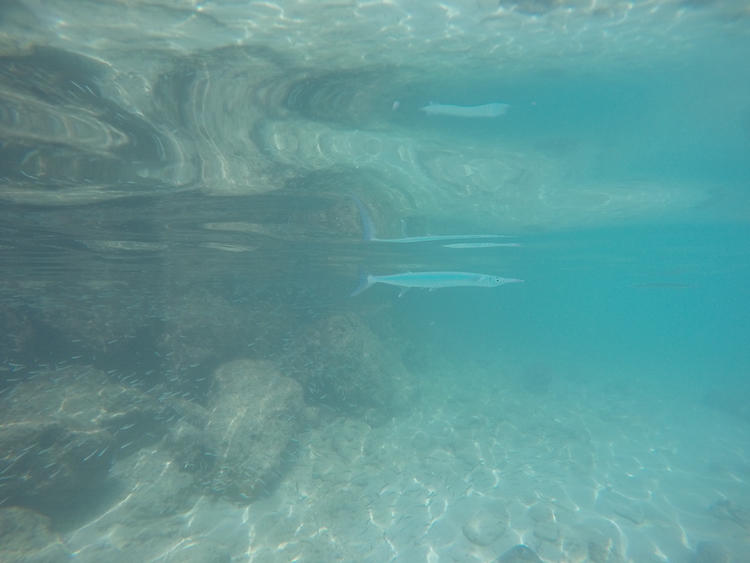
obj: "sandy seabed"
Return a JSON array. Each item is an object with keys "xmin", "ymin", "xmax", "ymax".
[{"xmin": 64, "ymin": 368, "xmax": 750, "ymax": 563}]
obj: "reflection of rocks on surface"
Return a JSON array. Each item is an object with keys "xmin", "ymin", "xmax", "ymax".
[
  {"xmin": 0, "ymin": 506, "xmax": 72, "ymax": 563},
  {"xmin": 285, "ymin": 312, "xmax": 410, "ymax": 421},
  {"xmin": 205, "ymin": 360, "xmax": 303, "ymax": 503}
]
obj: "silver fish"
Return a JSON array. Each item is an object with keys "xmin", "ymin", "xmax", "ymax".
[
  {"xmin": 443, "ymin": 242, "xmax": 522, "ymax": 248},
  {"xmin": 420, "ymin": 102, "xmax": 510, "ymax": 118},
  {"xmin": 352, "ymin": 269, "xmax": 523, "ymax": 296}
]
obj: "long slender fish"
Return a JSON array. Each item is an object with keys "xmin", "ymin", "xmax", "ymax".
[
  {"xmin": 420, "ymin": 102, "xmax": 510, "ymax": 118},
  {"xmin": 352, "ymin": 269, "xmax": 523, "ymax": 296},
  {"xmin": 347, "ymin": 194, "xmax": 514, "ymax": 242},
  {"xmin": 373, "ymin": 234, "xmax": 511, "ymax": 243},
  {"xmin": 444, "ymin": 242, "xmax": 522, "ymax": 248}
]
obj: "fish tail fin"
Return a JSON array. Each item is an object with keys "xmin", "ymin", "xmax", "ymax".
[
  {"xmin": 351, "ymin": 268, "xmax": 372, "ymax": 296},
  {"xmin": 347, "ymin": 194, "xmax": 376, "ymax": 241}
]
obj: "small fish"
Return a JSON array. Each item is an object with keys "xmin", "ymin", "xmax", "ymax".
[
  {"xmin": 352, "ymin": 269, "xmax": 523, "ymax": 296},
  {"xmin": 420, "ymin": 102, "xmax": 510, "ymax": 118}
]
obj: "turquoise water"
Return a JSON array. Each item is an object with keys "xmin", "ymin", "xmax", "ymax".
[
  {"xmin": 391, "ymin": 223, "xmax": 750, "ymax": 389},
  {"xmin": 1, "ymin": 1, "xmax": 749, "ymax": 561}
]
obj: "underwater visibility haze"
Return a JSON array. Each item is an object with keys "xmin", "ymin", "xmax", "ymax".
[{"xmin": 1, "ymin": 0, "xmax": 749, "ymax": 561}]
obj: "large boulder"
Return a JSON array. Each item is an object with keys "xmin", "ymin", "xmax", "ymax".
[
  {"xmin": 494, "ymin": 545, "xmax": 543, "ymax": 563},
  {"xmin": 461, "ymin": 499, "xmax": 509, "ymax": 546},
  {"xmin": 204, "ymin": 360, "xmax": 304, "ymax": 502},
  {"xmin": 0, "ymin": 365, "xmax": 186, "ymax": 515},
  {"xmin": 1, "ymin": 366, "xmax": 179, "ymax": 455},
  {"xmin": 0, "ymin": 421, "xmax": 114, "ymax": 510},
  {"xmin": 0, "ymin": 507, "xmax": 73, "ymax": 563},
  {"xmin": 285, "ymin": 312, "xmax": 410, "ymax": 419}
]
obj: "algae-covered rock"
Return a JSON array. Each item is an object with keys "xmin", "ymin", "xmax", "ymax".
[
  {"xmin": 0, "ymin": 507, "xmax": 72, "ymax": 563},
  {"xmin": 462, "ymin": 499, "xmax": 508, "ymax": 546},
  {"xmin": 0, "ymin": 366, "xmax": 177, "ymax": 455},
  {"xmin": 0, "ymin": 364, "xmax": 198, "ymax": 517},
  {"xmin": 690, "ymin": 541, "xmax": 731, "ymax": 563},
  {"xmin": 494, "ymin": 545, "xmax": 543, "ymax": 563},
  {"xmin": 0, "ymin": 420, "xmax": 115, "ymax": 509},
  {"xmin": 288, "ymin": 312, "xmax": 409, "ymax": 417},
  {"xmin": 205, "ymin": 360, "xmax": 303, "ymax": 502}
]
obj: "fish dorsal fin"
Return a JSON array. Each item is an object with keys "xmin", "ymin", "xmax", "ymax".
[{"xmin": 398, "ymin": 287, "xmax": 410, "ymax": 297}]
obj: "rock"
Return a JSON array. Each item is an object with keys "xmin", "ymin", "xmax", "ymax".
[
  {"xmin": 462, "ymin": 500, "xmax": 508, "ymax": 546},
  {"xmin": 587, "ymin": 540, "xmax": 610, "ymax": 563},
  {"xmin": 0, "ymin": 507, "xmax": 72, "ymax": 563},
  {"xmin": 534, "ymin": 521, "xmax": 559, "ymax": 542},
  {"xmin": 709, "ymin": 498, "xmax": 750, "ymax": 532},
  {"xmin": 494, "ymin": 545, "xmax": 543, "ymax": 563},
  {"xmin": 161, "ymin": 419, "xmax": 214, "ymax": 476},
  {"xmin": 0, "ymin": 420, "xmax": 115, "ymax": 510},
  {"xmin": 0, "ymin": 366, "xmax": 180, "ymax": 454},
  {"xmin": 62, "ymin": 449, "xmax": 204, "ymax": 563},
  {"xmin": 25, "ymin": 280, "xmax": 155, "ymax": 359},
  {"xmin": 690, "ymin": 541, "xmax": 731, "ymax": 563},
  {"xmin": 0, "ymin": 364, "xmax": 200, "ymax": 517},
  {"xmin": 286, "ymin": 312, "xmax": 409, "ymax": 417},
  {"xmin": 161, "ymin": 542, "xmax": 231, "ymax": 563},
  {"xmin": 151, "ymin": 287, "xmax": 297, "ymax": 399},
  {"xmin": 205, "ymin": 360, "xmax": 303, "ymax": 502},
  {"xmin": 108, "ymin": 450, "xmax": 198, "ymax": 521},
  {"xmin": 0, "ymin": 308, "xmax": 33, "ymax": 365},
  {"xmin": 152, "ymin": 289, "xmax": 252, "ymax": 396},
  {"xmin": 704, "ymin": 389, "xmax": 750, "ymax": 423}
]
